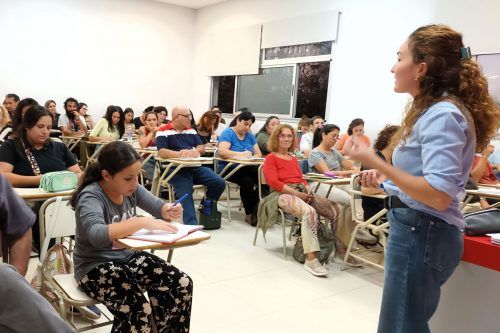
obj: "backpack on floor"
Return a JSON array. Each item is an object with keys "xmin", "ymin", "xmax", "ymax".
[{"xmin": 293, "ymin": 219, "xmax": 336, "ymax": 265}]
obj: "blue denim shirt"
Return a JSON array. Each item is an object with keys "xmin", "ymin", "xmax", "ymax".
[{"xmin": 383, "ymin": 101, "xmax": 475, "ymax": 229}]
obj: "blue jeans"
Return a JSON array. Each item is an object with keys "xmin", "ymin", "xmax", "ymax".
[
  {"xmin": 377, "ymin": 207, "xmax": 463, "ymax": 333},
  {"xmin": 168, "ymin": 166, "xmax": 225, "ymax": 225}
]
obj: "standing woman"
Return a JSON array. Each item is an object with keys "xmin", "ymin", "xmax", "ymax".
[
  {"xmin": 344, "ymin": 25, "xmax": 499, "ymax": 333},
  {"xmin": 70, "ymin": 141, "xmax": 192, "ymax": 332},
  {"xmin": 89, "ymin": 105, "xmax": 125, "ymax": 143},
  {"xmin": 218, "ymin": 111, "xmax": 262, "ymax": 225},
  {"xmin": 256, "ymin": 116, "xmax": 280, "ymax": 156}
]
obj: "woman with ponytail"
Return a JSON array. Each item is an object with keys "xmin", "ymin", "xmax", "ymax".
[
  {"xmin": 70, "ymin": 141, "xmax": 192, "ymax": 332},
  {"xmin": 344, "ymin": 25, "xmax": 500, "ymax": 333}
]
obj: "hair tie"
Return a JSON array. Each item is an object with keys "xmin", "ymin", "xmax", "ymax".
[{"xmin": 460, "ymin": 46, "xmax": 472, "ymax": 60}]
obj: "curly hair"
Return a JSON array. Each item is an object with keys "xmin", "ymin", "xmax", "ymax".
[
  {"xmin": 268, "ymin": 124, "xmax": 297, "ymax": 153},
  {"xmin": 402, "ymin": 24, "xmax": 499, "ymax": 151},
  {"xmin": 374, "ymin": 125, "xmax": 400, "ymax": 151}
]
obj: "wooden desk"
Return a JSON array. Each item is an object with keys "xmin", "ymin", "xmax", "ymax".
[
  {"xmin": 151, "ymin": 157, "xmax": 214, "ymax": 198},
  {"xmin": 85, "ymin": 141, "xmax": 108, "ymax": 166},
  {"xmin": 117, "ymin": 230, "xmax": 211, "ymax": 262},
  {"xmin": 463, "ymin": 187, "xmax": 500, "ymax": 211},
  {"xmin": 304, "ymin": 173, "xmax": 351, "ymax": 197},
  {"xmin": 213, "ymin": 157, "xmax": 264, "ymax": 180},
  {"xmin": 14, "ymin": 187, "xmax": 75, "ymax": 200},
  {"xmin": 60, "ymin": 135, "xmax": 83, "ymax": 152}
]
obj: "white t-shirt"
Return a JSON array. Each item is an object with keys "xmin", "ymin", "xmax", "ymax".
[
  {"xmin": 214, "ymin": 123, "xmax": 227, "ymax": 137},
  {"xmin": 58, "ymin": 114, "xmax": 87, "ymax": 131},
  {"xmin": 300, "ymin": 132, "xmax": 313, "ymax": 151}
]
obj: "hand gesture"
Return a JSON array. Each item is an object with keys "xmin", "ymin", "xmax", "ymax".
[
  {"xmin": 343, "ymin": 136, "xmax": 375, "ymax": 165},
  {"xmin": 359, "ymin": 169, "xmax": 386, "ymax": 189}
]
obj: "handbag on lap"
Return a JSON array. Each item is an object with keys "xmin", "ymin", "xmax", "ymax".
[{"xmin": 21, "ymin": 139, "xmax": 78, "ymax": 192}]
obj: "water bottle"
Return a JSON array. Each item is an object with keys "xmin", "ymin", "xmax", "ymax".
[
  {"xmin": 127, "ymin": 125, "xmax": 132, "ymax": 142},
  {"xmin": 201, "ymin": 199, "xmax": 212, "ymax": 216}
]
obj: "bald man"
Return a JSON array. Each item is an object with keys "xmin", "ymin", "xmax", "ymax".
[{"xmin": 156, "ymin": 106, "xmax": 225, "ymax": 225}]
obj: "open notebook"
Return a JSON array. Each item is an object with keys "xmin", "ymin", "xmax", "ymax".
[{"xmin": 127, "ymin": 222, "xmax": 204, "ymax": 243}]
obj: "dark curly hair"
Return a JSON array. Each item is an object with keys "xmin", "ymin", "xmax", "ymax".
[{"xmin": 373, "ymin": 125, "xmax": 400, "ymax": 151}]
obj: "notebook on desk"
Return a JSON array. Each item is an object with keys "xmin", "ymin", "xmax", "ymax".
[{"xmin": 127, "ymin": 222, "xmax": 204, "ymax": 243}]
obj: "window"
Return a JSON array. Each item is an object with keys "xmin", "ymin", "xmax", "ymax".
[
  {"xmin": 211, "ymin": 76, "xmax": 235, "ymax": 114},
  {"xmin": 295, "ymin": 62, "xmax": 330, "ymax": 119},
  {"xmin": 264, "ymin": 41, "xmax": 332, "ymax": 60},
  {"xmin": 211, "ymin": 41, "xmax": 333, "ymax": 119},
  {"xmin": 236, "ymin": 67, "xmax": 294, "ymax": 115}
]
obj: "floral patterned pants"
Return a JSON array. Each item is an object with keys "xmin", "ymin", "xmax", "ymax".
[{"xmin": 78, "ymin": 251, "xmax": 192, "ymax": 333}]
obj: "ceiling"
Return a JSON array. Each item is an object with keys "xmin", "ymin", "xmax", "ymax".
[{"xmin": 151, "ymin": 0, "xmax": 231, "ymax": 9}]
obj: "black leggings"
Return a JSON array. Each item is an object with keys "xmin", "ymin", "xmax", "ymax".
[
  {"xmin": 227, "ymin": 165, "xmax": 260, "ymax": 215},
  {"xmin": 79, "ymin": 251, "xmax": 193, "ymax": 333}
]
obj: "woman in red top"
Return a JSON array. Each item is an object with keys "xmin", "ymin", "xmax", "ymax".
[
  {"xmin": 138, "ymin": 111, "xmax": 160, "ymax": 181},
  {"xmin": 263, "ymin": 124, "xmax": 342, "ymax": 277}
]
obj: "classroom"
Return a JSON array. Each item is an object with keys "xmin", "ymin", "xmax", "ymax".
[{"xmin": 1, "ymin": 0, "xmax": 499, "ymax": 332}]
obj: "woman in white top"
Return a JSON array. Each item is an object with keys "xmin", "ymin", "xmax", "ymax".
[
  {"xmin": 89, "ymin": 106, "xmax": 124, "ymax": 143},
  {"xmin": 299, "ymin": 116, "xmax": 324, "ymax": 157}
]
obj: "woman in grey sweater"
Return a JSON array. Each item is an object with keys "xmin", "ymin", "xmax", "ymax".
[{"xmin": 70, "ymin": 141, "xmax": 191, "ymax": 333}]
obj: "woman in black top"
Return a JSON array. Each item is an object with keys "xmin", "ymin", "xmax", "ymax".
[
  {"xmin": 360, "ymin": 125, "xmax": 400, "ymax": 221},
  {"xmin": 0, "ymin": 105, "xmax": 81, "ymax": 187}
]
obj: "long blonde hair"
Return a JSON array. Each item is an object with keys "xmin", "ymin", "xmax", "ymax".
[
  {"xmin": 401, "ymin": 24, "xmax": 499, "ymax": 151},
  {"xmin": 0, "ymin": 105, "xmax": 11, "ymax": 128}
]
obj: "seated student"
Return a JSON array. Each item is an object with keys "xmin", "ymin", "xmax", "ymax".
[
  {"xmin": 89, "ymin": 105, "xmax": 124, "ymax": 143},
  {"xmin": 133, "ymin": 105, "xmax": 154, "ymax": 129},
  {"xmin": 256, "ymin": 116, "xmax": 280, "ymax": 156},
  {"xmin": 3, "ymin": 93, "xmax": 20, "ymax": 120},
  {"xmin": 78, "ymin": 102, "xmax": 94, "ymax": 130},
  {"xmin": 0, "ymin": 174, "xmax": 36, "ymax": 276},
  {"xmin": 297, "ymin": 116, "xmax": 311, "ymax": 146},
  {"xmin": 334, "ymin": 118, "xmax": 371, "ymax": 155},
  {"xmin": 197, "ymin": 110, "xmax": 219, "ymax": 144},
  {"xmin": 123, "ymin": 107, "xmax": 136, "ymax": 133},
  {"xmin": 0, "ymin": 105, "xmax": 82, "ymax": 187},
  {"xmin": 58, "ymin": 97, "xmax": 87, "ymax": 137},
  {"xmin": 44, "ymin": 100, "xmax": 61, "ymax": 133},
  {"xmin": 10, "ymin": 97, "xmax": 39, "ymax": 136},
  {"xmin": 0, "ymin": 263, "xmax": 73, "ymax": 332},
  {"xmin": 261, "ymin": 124, "xmax": 343, "ymax": 277},
  {"xmin": 0, "ymin": 105, "xmax": 12, "ymax": 141},
  {"xmin": 212, "ymin": 107, "xmax": 227, "ymax": 136},
  {"xmin": 308, "ymin": 124, "xmax": 376, "ymax": 245},
  {"xmin": 218, "ymin": 111, "xmax": 262, "ymax": 225},
  {"xmin": 154, "ymin": 106, "xmax": 169, "ymax": 125},
  {"xmin": 70, "ymin": 141, "xmax": 191, "ymax": 332},
  {"xmin": 156, "ymin": 105, "xmax": 225, "ymax": 225},
  {"xmin": 471, "ymin": 142, "xmax": 499, "ymax": 185},
  {"xmin": 299, "ymin": 116, "xmax": 324, "ymax": 157},
  {"xmin": 360, "ymin": 125, "xmax": 400, "ymax": 221},
  {"xmin": 138, "ymin": 111, "xmax": 160, "ymax": 180}
]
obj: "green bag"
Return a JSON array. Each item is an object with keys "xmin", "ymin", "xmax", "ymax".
[
  {"xmin": 39, "ymin": 171, "xmax": 78, "ymax": 192},
  {"xmin": 293, "ymin": 219, "xmax": 336, "ymax": 265}
]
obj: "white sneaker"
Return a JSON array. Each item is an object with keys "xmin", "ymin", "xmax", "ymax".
[
  {"xmin": 355, "ymin": 229, "xmax": 378, "ymax": 245},
  {"xmin": 303, "ymin": 258, "xmax": 329, "ymax": 277}
]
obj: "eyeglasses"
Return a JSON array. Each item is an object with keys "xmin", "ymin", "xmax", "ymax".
[
  {"xmin": 178, "ymin": 114, "xmax": 192, "ymax": 119},
  {"xmin": 278, "ymin": 134, "xmax": 293, "ymax": 139}
]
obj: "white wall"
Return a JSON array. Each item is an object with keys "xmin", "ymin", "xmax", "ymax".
[
  {"xmin": 191, "ymin": 0, "xmax": 500, "ymax": 139},
  {"xmin": 0, "ymin": 0, "xmax": 195, "ymax": 120}
]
